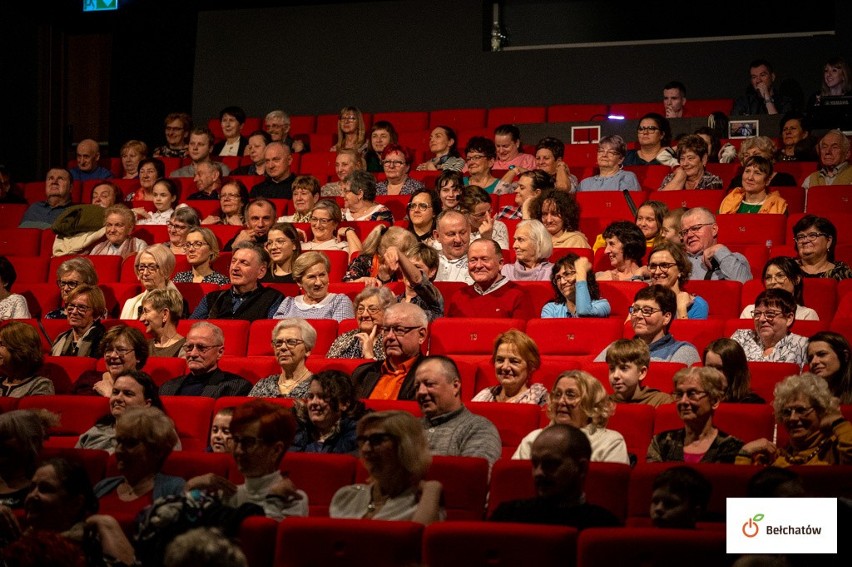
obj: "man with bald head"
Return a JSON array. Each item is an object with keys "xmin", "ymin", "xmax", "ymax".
[
  {"xmin": 250, "ymin": 142, "xmax": 296, "ymax": 200},
  {"xmin": 71, "ymin": 139, "xmax": 113, "ymax": 181},
  {"xmin": 680, "ymin": 207, "xmax": 752, "ymax": 282},
  {"xmin": 19, "ymin": 167, "xmax": 75, "ymax": 228},
  {"xmin": 433, "ymin": 209, "xmax": 474, "ymax": 284}
]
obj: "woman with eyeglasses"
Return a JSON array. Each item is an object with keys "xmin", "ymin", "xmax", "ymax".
[
  {"xmin": 577, "ymin": 135, "xmax": 641, "ymax": 192},
  {"xmin": 343, "ymin": 170, "xmax": 393, "ymax": 222},
  {"xmin": 792, "ymin": 214, "xmax": 852, "ymax": 280},
  {"xmin": 659, "ymin": 135, "xmax": 723, "ymax": 191},
  {"xmin": 331, "ymin": 106, "xmax": 368, "ymax": 153},
  {"xmin": 739, "ymin": 257, "xmax": 818, "ymax": 321},
  {"xmin": 736, "ymin": 373, "xmax": 852, "ymax": 466},
  {"xmin": 703, "ymin": 338, "xmax": 765, "ymax": 404},
  {"xmin": 330, "ymin": 410, "xmax": 443, "ymax": 524},
  {"xmin": 120, "ymin": 243, "xmax": 183, "ymax": 320},
  {"xmin": 273, "ymin": 251, "xmax": 355, "ymax": 322},
  {"xmin": 72, "ymin": 324, "xmax": 148, "ymax": 397},
  {"xmin": 139, "ymin": 288, "xmax": 185, "ymax": 358},
  {"xmin": 0, "ymin": 322, "xmax": 52, "ymax": 397},
  {"xmin": 46, "ymin": 257, "xmax": 99, "ymax": 320},
  {"xmin": 542, "ymin": 254, "xmax": 610, "ymax": 318},
  {"xmin": 405, "ymin": 188, "xmax": 441, "ymax": 245},
  {"xmin": 300, "ymin": 199, "xmax": 362, "ymax": 261},
  {"xmin": 327, "ymin": 287, "xmax": 395, "ymax": 361},
  {"xmin": 646, "ymin": 241, "xmax": 708, "ymax": 319},
  {"xmin": 807, "ymin": 331, "xmax": 852, "ymax": 404},
  {"xmin": 322, "ymin": 149, "xmax": 366, "ymax": 196},
  {"xmin": 164, "ymin": 207, "xmax": 200, "ymax": 257},
  {"xmin": 291, "ymin": 370, "xmax": 367, "ymax": 455},
  {"xmin": 262, "ymin": 222, "xmax": 301, "ymax": 284},
  {"xmin": 647, "ymin": 366, "xmax": 744, "ymax": 463},
  {"xmin": 343, "ymin": 225, "xmax": 418, "ymax": 285},
  {"xmin": 201, "ymin": 179, "xmax": 249, "ymax": 226},
  {"xmin": 731, "ymin": 288, "xmax": 808, "ymax": 365},
  {"xmin": 172, "ymin": 227, "xmax": 229, "ymax": 284},
  {"xmin": 623, "ymin": 113, "xmax": 678, "ymax": 167},
  {"xmin": 514, "ymin": 370, "xmax": 629, "ymax": 464},
  {"xmin": 375, "ymin": 144, "xmax": 424, "ymax": 197},
  {"xmin": 463, "ymin": 136, "xmax": 499, "ymax": 194},
  {"xmin": 51, "ymin": 285, "xmax": 107, "ymax": 358},
  {"xmin": 125, "ymin": 157, "xmax": 165, "ymax": 203},
  {"xmin": 249, "ymin": 319, "xmax": 316, "ymax": 399},
  {"xmin": 473, "ymin": 330, "xmax": 547, "ymax": 405}
]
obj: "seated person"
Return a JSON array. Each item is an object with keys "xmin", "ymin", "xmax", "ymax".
[
  {"xmin": 492, "ymin": 124, "xmax": 536, "ymax": 170},
  {"xmin": 19, "ymin": 168, "xmax": 74, "ymax": 229},
  {"xmin": 208, "ymin": 406, "xmax": 233, "ymax": 453},
  {"xmin": 680, "ymin": 207, "xmax": 752, "ymax": 282},
  {"xmin": 459, "ymin": 184, "xmax": 509, "ymax": 250},
  {"xmin": 291, "ymin": 370, "xmax": 367, "ymax": 455},
  {"xmin": 394, "ymin": 242, "xmax": 443, "ymax": 322},
  {"xmin": 342, "ymin": 225, "xmax": 417, "ymax": 284},
  {"xmin": 70, "ymin": 139, "xmax": 113, "ymax": 181},
  {"xmin": 605, "ymin": 338, "xmax": 673, "ymax": 407},
  {"xmin": 273, "ymin": 251, "xmax": 355, "ymax": 322},
  {"xmin": 719, "ymin": 156, "xmax": 788, "ymax": 214},
  {"xmin": 249, "ymin": 319, "xmax": 316, "ymax": 399},
  {"xmin": 500, "ymin": 220, "xmax": 554, "ymax": 282},
  {"xmin": 726, "ymin": 136, "xmax": 797, "ymax": 189},
  {"xmin": 577, "ymin": 135, "xmax": 641, "ymax": 192},
  {"xmin": 472, "ymin": 329, "xmax": 547, "ymax": 405},
  {"xmin": 89, "ymin": 205, "xmax": 147, "ymax": 259},
  {"xmin": 0, "ymin": 409, "xmax": 58, "ymax": 509},
  {"xmin": 541, "ymin": 254, "xmax": 610, "ymax": 318},
  {"xmin": 0, "ymin": 322, "xmax": 52, "ymax": 397},
  {"xmin": 650, "ymin": 466, "xmax": 712, "ymax": 529},
  {"xmin": 73, "ymin": 324, "xmax": 148, "ymax": 397},
  {"xmin": 731, "ymin": 289, "xmax": 808, "ymax": 366},
  {"xmin": 647, "ymin": 241, "xmax": 709, "ymax": 320},
  {"xmin": 326, "ymin": 286, "xmax": 396, "ymax": 360},
  {"xmin": 50, "ymin": 285, "xmax": 107, "ymax": 358},
  {"xmin": 739, "ymin": 257, "xmax": 819, "ymax": 320},
  {"xmin": 703, "ymin": 338, "xmax": 766, "ymax": 404},
  {"xmin": 659, "ymin": 135, "xmax": 723, "ymax": 191},
  {"xmin": 0, "ymin": 257, "xmax": 29, "ymax": 321}
]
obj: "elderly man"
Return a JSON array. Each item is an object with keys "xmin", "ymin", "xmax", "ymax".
[
  {"xmin": 732, "ymin": 59, "xmax": 793, "ymax": 116},
  {"xmin": 680, "ymin": 207, "xmax": 752, "ymax": 282},
  {"xmin": 70, "ymin": 139, "xmax": 113, "ymax": 182},
  {"xmin": 160, "ymin": 321, "xmax": 252, "ymax": 397},
  {"xmin": 446, "ymin": 238, "xmax": 537, "ymax": 319},
  {"xmin": 224, "ymin": 198, "xmax": 277, "ymax": 251},
  {"xmin": 433, "ymin": 209, "xmax": 474, "ymax": 284},
  {"xmin": 170, "ymin": 128, "xmax": 231, "ymax": 178},
  {"xmin": 187, "ymin": 161, "xmax": 223, "ymax": 200},
  {"xmin": 489, "ymin": 424, "xmax": 621, "ymax": 529},
  {"xmin": 185, "ymin": 399, "xmax": 308, "ymax": 519},
  {"xmin": 190, "ymin": 242, "xmax": 283, "ymax": 320},
  {"xmin": 19, "ymin": 167, "xmax": 75, "ymax": 228},
  {"xmin": 415, "ymin": 355, "xmax": 501, "ymax": 465},
  {"xmin": 663, "ymin": 81, "xmax": 688, "ymax": 118},
  {"xmin": 352, "ymin": 302, "xmax": 428, "ymax": 400},
  {"xmin": 802, "ymin": 129, "xmax": 852, "ymax": 190},
  {"xmin": 250, "ymin": 142, "xmax": 296, "ymax": 200},
  {"xmin": 264, "ymin": 110, "xmax": 307, "ymax": 153}
]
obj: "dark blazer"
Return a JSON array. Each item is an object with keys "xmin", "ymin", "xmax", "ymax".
[
  {"xmin": 351, "ymin": 354, "xmax": 425, "ymax": 401},
  {"xmin": 159, "ymin": 367, "xmax": 252, "ymax": 398}
]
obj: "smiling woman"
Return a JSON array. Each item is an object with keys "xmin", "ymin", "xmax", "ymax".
[
  {"xmin": 473, "ymin": 329, "xmax": 546, "ymax": 405},
  {"xmin": 89, "ymin": 205, "xmax": 147, "ymax": 259},
  {"xmin": 273, "ymin": 251, "xmax": 355, "ymax": 322},
  {"xmin": 327, "ymin": 286, "xmax": 396, "ymax": 360},
  {"xmin": 291, "ymin": 370, "xmax": 368, "ymax": 454},
  {"xmin": 250, "ymin": 318, "xmax": 316, "ymax": 399},
  {"xmin": 73, "ymin": 324, "xmax": 148, "ymax": 397}
]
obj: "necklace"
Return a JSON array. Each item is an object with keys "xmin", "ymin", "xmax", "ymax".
[
  {"xmin": 784, "ymin": 437, "xmax": 832, "ymax": 465},
  {"xmin": 367, "ymin": 485, "xmax": 391, "ymax": 513}
]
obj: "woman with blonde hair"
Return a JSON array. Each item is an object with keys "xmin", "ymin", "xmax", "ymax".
[
  {"xmin": 331, "ymin": 106, "xmax": 367, "ymax": 153},
  {"xmin": 273, "ymin": 252, "xmax": 355, "ymax": 322},
  {"xmin": 120, "ymin": 139, "xmax": 148, "ymax": 179},
  {"xmin": 473, "ymin": 330, "xmax": 547, "ymax": 405},
  {"xmin": 321, "ymin": 149, "xmax": 365, "ymax": 197},
  {"xmin": 513, "ymin": 370, "xmax": 629, "ymax": 464},
  {"xmin": 342, "ymin": 225, "xmax": 418, "ymax": 284},
  {"xmin": 120, "ymin": 243, "xmax": 181, "ymax": 320},
  {"xmin": 139, "ymin": 288, "xmax": 186, "ymax": 357},
  {"xmin": 172, "ymin": 227, "xmax": 229, "ymax": 284},
  {"xmin": 0, "ymin": 322, "xmax": 53, "ymax": 397}
]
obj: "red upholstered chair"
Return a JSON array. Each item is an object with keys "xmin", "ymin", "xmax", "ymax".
[
  {"xmin": 681, "ymin": 280, "xmax": 743, "ymax": 319},
  {"xmin": 526, "ymin": 318, "xmax": 624, "ymax": 357},
  {"xmin": 372, "ymin": 111, "xmax": 429, "ymax": 133},
  {"xmin": 18, "ymin": 395, "xmax": 109, "ymax": 448},
  {"xmin": 645, "ymin": 189, "xmax": 725, "ymax": 211},
  {"xmin": 239, "ymin": 516, "xmax": 279, "ymax": 567},
  {"xmin": 467, "ymin": 401, "xmax": 545, "ymax": 459},
  {"xmin": 360, "ymin": 398, "xmax": 421, "ymax": 415},
  {"xmin": 428, "ymin": 318, "xmax": 526, "ymax": 356},
  {"xmin": 40, "ymin": 447, "xmax": 108, "ymax": 486},
  {"xmin": 172, "ymin": 282, "xmax": 221, "ymax": 315},
  {"xmin": 160, "ymin": 396, "xmax": 216, "ymax": 451},
  {"xmin": 50, "ymin": 255, "xmax": 122, "ymax": 283},
  {"xmin": 100, "ymin": 282, "xmax": 143, "ymax": 318},
  {"xmin": 141, "ymin": 357, "xmax": 187, "ymax": 387},
  {"xmin": 0, "ymin": 204, "xmax": 28, "ymax": 227},
  {"xmin": 9, "ymin": 255, "xmax": 50, "ymax": 283},
  {"xmin": 297, "ymin": 151, "xmax": 338, "ymax": 179},
  {"xmin": 805, "ymin": 185, "xmax": 852, "ymax": 216},
  {"xmin": 486, "ymin": 106, "xmax": 546, "ymax": 128},
  {"xmin": 605, "ymin": 403, "xmax": 656, "ymax": 464},
  {"xmin": 577, "ymin": 527, "xmax": 727, "ymax": 567},
  {"xmin": 574, "ymin": 191, "xmax": 636, "ymax": 221},
  {"xmin": 596, "ymin": 281, "xmax": 647, "ymax": 319},
  {"xmin": 608, "ymin": 102, "xmax": 660, "ymax": 120},
  {"xmin": 653, "ymin": 402, "xmax": 774, "ymax": 444},
  {"xmin": 716, "ymin": 214, "xmax": 787, "ymax": 246},
  {"xmin": 159, "ymin": 451, "xmax": 231, "ymax": 480},
  {"xmin": 642, "ymin": 361, "xmax": 687, "ymax": 393},
  {"xmin": 747, "ymin": 361, "xmax": 801, "ymax": 402},
  {"xmin": 0, "ymin": 397, "xmax": 18, "ymax": 413},
  {"xmin": 547, "ymin": 103, "xmax": 609, "ymax": 123},
  {"xmin": 41, "ymin": 355, "xmax": 97, "ymax": 394},
  {"xmin": 668, "ymin": 319, "xmax": 726, "ymax": 356},
  {"xmin": 0, "ymin": 228, "xmax": 42, "ymax": 256},
  {"xmin": 19, "ymin": 284, "xmax": 61, "ymax": 321},
  {"xmin": 218, "ymin": 355, "xmax": 278, "ymax": 385},
  {"xmin": 423, "ymin": 521, "xmax": 577, "ymax": 567},
  {"xmin": 428, "ymin": 108, "xmax": 487, "ymax": 130}
]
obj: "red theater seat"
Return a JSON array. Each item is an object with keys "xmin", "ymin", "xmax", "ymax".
[
  {"xmin": 160, "ymin": 396, "xmax": 216, "ymax": 451},
  {"xmin": 681, "ymin": 280, "xmax": 743, "ymax": 319},
  {"xmin": 597, "ymin": 281, "xmax": 646, "ymax": 318},
  {"xmin": 41, "ymin": 356, "xmax": 97, "ymax": 394},
  {"xmin": 646, "ymin": 189, "xmax": 725, "ymax": 212},
  {"xmin": 18, "ymin": 395, "xmax": 108, "ymax": 448},
  {"xmin": 371, "ymin": 111, "xmax": 429, "ymax": 133},
  {"xmin": 654, "ymin": 403, "xmax": 774, "ymax": 443},
  {"xmin": 486, "ymin": 106, "xmax": 546, "ymax": 128},
  {"xmin": 0, "ymin": 228, "xmax": 41, "ymax": 256},
  {"xmin": 747, "ymin": 361, "xmax": 801, "ymax": 402},
  {"xmin": 9, "ymin": 255, "xmax": 50, "ymax": 283},
  {"xmin": 577, "ymin": 527, "xmax": 726, "ymax": 567},
  {"xmin": 526, "ymin": 318, "xmax": 623, "ymax": 357},
  {"xmin": 547, "ymin": 103, "xmax": 609, "ymax": 123},
  {"xmin": 468, "ymin": 401, "xmax": 544, "ymax": 459},
  {"xmin": 805, "ymin": 185, "xmax": 852, "ymax": 216},
  {"xmin": 428, "ymin": 108, "xmax": 487, "ymax": 130},
  {"xmin": 428, "ymin": 318, "xmax": 526, "ymax": 355},
  {"xmin": 668, "ymin": 319, "xmax": 726, "ymax": 356},
  {"xmin": 716, "ymin": 214, "xmax": 787, "ymax": 246},
  {"xmin": 606, "ymin": 403, "xmax": 656, "ymax": 464}
]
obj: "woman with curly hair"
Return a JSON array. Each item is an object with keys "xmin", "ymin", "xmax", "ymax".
[
  {"xmin": 541, "ymin": 253, "xmax": 610, "ymax": 318},
  {"xmin": 529, "ymin": 189, "xmax": 589, "ymax": 249},
  {"xmin": 290, "ymin": 370, "xmax": 368, "ymax": 454}
]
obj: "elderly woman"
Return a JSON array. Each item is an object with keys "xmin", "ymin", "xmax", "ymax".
[
  {"xmin": 92, "ymin": 406, "xmax": 184, "ymax": 518},
  {"xmin": 153, "ymin": 113, "xmax": 192, "ymax": 158},
  {"xmin": 330, "ymin": 410, "xmax": 443, "ymax": 524},
  {"xmin": 596, "ymin": 220, "xmax": 647, "ymax": 281},
  {"xmin": 405, "ymin": 188, "xmax": 442, "ymax": 245},
  {"xmin": 435, "ymin": 170, "xmax": 463, "ymax": 210},
  {"xmin": 332, "ymin": 106, "xmax": 367, "ymax": 153},
  {"xmin": 365, "ymin": 121, "xmax": 398, "ymax": 173},
  {"xmin": 202, "ymin": 179, "xmax": 249, "ymax": 226},
  {"xmin": 647, "ymin": 241, "xmax": 708, "ymax": 319},
  {"xmin": 660, "ymin": 135, "xmax": 723, "ymax": 191},
  {"xmin": 501, "ymin": 219, "xmax": 553, "ymax": 281},
  {"xmin": 249, "ymin": 318, "xmax": 316, "ymax": 398},
  {"xmin": 213, "ymin": 106, "xmax": 248, "ymax": 156},
  {"xmin": 120, "ymin": 243, "xmax": 181, "ymax": 319},
  {"xmin": 125, "ymin": 157, "xmax": 165, "ymax": 202},
  {"xmin": 344, "ymin": 170, "xmax": 393, "ymax": 222},
  {"xmin": 51, "ymin": 285, "xmax": 107, "ymax": 358},
  {"xmin": 703, "ymin": 338, "xmax": 765, "ymax": 404},
  {"xmin": 301, "ymin": 199, "xmax": 362, "ymax": 261},
  {"xmin": 120, "ymin": 139, "xmax": 147, "ymax": 179},
  {"xmin": 647, "ymin": 366, "xmax": 744, "ymax": 463},
  {"xmin": 623, "ymin": 113, "xmax": 678, "ymax": 166},
  {"xmin": 719, "ymin": 156, "xmax": 788, "ymax": 214},
  {"xmin": 542, "ymin": 253, "xmax": 610, "ymax": 318},
  {"xmin": 165, "ymin": 207, "xmax": 201, "ymax": 257},
  {"xmin": 0, "ymin": 322, "xmax": 52, "ymax": 397},
  {"xmin": 343, "ymin": 225, "xmax": 418, "ymax": 284},
  {"xmin": 89, "ymin": 205, "xmax": 147, "ymax": 258},
  {"xmin": 463, "ymin": 136, "xmax": 499, "ymax": 193},
  {"xmin": 792, "ymin": 214, "xmax": 852, "ymax": 280},
  {"xmin": 77, "ymin": 369, "xmax": 165, "ymax": 452},
  {"xmin": 736, "ymin": 373, "xmax": 852, "ymax": 466},
  {"xmin": 0, "ymin": 409, "xmax": 58, "ymax": 508},
  {"xmin": 473, "ymin": 329, "xmax": 548, "ymax": 405},
  {"xmin": 529, "ymin": 189, "xmax": 589, "ymax": 249},
  {"xmin": 577, "ymin": 135, "xmax": 641, "ymax": 192},
  {"xmin": 139, "ymin": 288, "xmax": 186, "ymax": 357},
  {"xmin": 731, "ymin": 289, "xmax": 808, "ymax": 366},
  {"xmin": 172, "ymin": 227, "xmax": 229, "ymax": 284},
  {"xmin": 776, "ymin": 111, "xmax": 817, "ymax": 162},
  {"xmin": 291, "ymin": 370, "xmax": 368, "ymax": 454},
  {"xmin": 807, "ymin": 331, "xmax": 852, "ymax": 404},
  {"xmin": 73, "ymin": 324, "xmax": 148, "ymax": 396},
  {"xmin": 459, "ymin": 184, "xmax": 509, "ymax": 249},
  {"xmin": 280, "ymin": 175, "xmax": 321, "ymax": 223},
  {"xmin": 376, "ymin": 144, "xmax": 425, "ymax": 196},
  {"xmin": 322, "ymin": 149, "xmax": 366, "ymax": 196},
  {"xmin": 727, "ymin": 136, "xmax": 797, "ymax": 189},
  {"xmin": 327, "ymin": 287, "xmax": 396, "ymax": 360},
  {"xmin": 416, "ymin": 126, "xmax": 465, "ymax": 171},
  {"xmin": 274, "ymin": 252, "xmax": 355, "ymax": 321},
  {"xmin": 262, "ymin": 222, "xmax": 301, "ymax": 284},
  {"xmin": 513, "ymin": 370, "xmax": 629, "ymax": 463},
  {"xmin": 135, "ymin": 178, "xmax": 178, "ymax": 226},
  {"xmin": 0, "ymin": 256, "xmax": 30, "ymax": 320},
  {"xmin": 740, "ymin": 257, "xmax": 818, "ymax": 320}
]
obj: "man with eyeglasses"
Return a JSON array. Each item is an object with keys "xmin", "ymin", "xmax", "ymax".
[
  {"xmin": 186, "ymin": 161, "xmax": 223, "ymax": 201},
  {"xmin": 351, "ymin": 303, "xmax": 429, "ymax": 401},
  {"xmin": 801, "ymin": 129, "xmax": 852, "ymax": 190},
  {"xmin": 250, "ymin": 142, "xmax": 296, "ymax": 200},
  {"xmin": 415, "ymin": 355, "xmax": 501, "ymax": 466},
  {"xmin": 190, "ymin": 242, "xmax": 283, "ymax": 320},
  {"xmin": 170, "ymin": 128, "xmax": 231, "ymax": 178},
  {"xmin": 680, "ymin": 207, "xmax": 752, "ymax": 282},
  {"xmin": 264, "ymin": 109, "xmax": 307, "ymax": 153},
  {"xmin": 160, "ymin": 321, "xmax": 252, "ymax": 397},
  {"xmin": 224, "ymin": 198, "xmax": 277, "ymax": 252}
]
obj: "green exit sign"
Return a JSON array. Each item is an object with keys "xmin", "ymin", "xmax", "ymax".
[{"xmin": 83, "ymin": 0, "xmax": 117, "ymax": 11}]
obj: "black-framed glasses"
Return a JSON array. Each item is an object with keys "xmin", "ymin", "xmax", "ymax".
[
  {"xmin": 465, "ymin": 154, "xmax": 487, "ymax": 162},
  {"xmin": 167, "ymin": 222, "xmax": 189, "ymax": 232},
  {"xmin": 105, "ymin": 347, "xmax": 134, "ymax": 356},
  {"xmin": 184, "ymin": 343, "xmax": 222, "ymax": 353},
  {"xmin": 182, "ymin": 241, "xmax": 207, "ymax": 250},
  {"xmin": 780, "ymin": 406, "xmax": 815, "ymax": 419},
  {"xmin": 554, "ymin": 271, "xmax": 577, "ymax": 283},
  {"xmin": 637, "ymin": 126, "xmax": 661, "ymax": 132},
  {"xmin": 379, "ymin": 325, "xmax": 422, "ymax": 336},
  {"xmin": 629, "ymin": 305, "xmax": 662, "ymax": 317},
  {"xmin": 678, "ymin": 223, "xmax": 713, "ymax": 238},
  {"xmin": 355, "ymin": 433, "xmax": 395, "ymax": 448},
  {"xmin": 793, "ymin": 232, "xmax": 827, "ymax": 243},
  {"xmin": 57, "ymin": 279, "xmax": 80, "ymax": 289},
  {"xmin": 309, "ymin": 217, "xmax": 334, "ymax": 225},
  {"xmin": 136, "ymin": 263, "xmax": 160, "ymax": 273},
  {"xmin": 672, "ymin": 389, "xmax": 708, "ymax": 402},
  {"xmin": 648, "ymin": 262, "xmax": 677, "ymax": 272},
  {"xmin": 272, "ymin": 338, "xmax": 305, "ymax": 350},
  {"xmin": 763, "ymin": 273, "xmax": 789, "ymax": 284},
  {"xmin": 356, "ymin": 305, "xmax": 382, "ymax": 315}
]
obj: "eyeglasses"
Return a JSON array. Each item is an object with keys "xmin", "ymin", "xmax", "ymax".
[
  {"xmin": 356, "ymin": 305, "xmax": 383, "ymax": 315},
  {"xmin": 167, "ymin": 222, "xmax": 189, "ymax": 232},
  {"xmin": 751, "ymin": 310, "xmax": 784, "ymax": 322},
  {"xmin": 309, "ymin": 217, "xmax": 334, "ymax": 225},
  {"xmin": 678, "ymin": 223, "xmax": 713, "ymax": 238},
  {"xmin": 555, "ymin": 271, "xmax": 577, "ymax": 283},
  {"xmin": 184, "ymin": 343, "xmax": 222, "ymax": 353},
  {"xmin": 272, "ymin": 338, "xmax": 305, "ymax": 350},
  {"xmin": 637, "ymin": 126, "xmax": 661, "ymax": 133},
  {"xmin": 780, "ymin": 406, "xmax": 815, "ymax": 419},
  {"xmin": 379, "ymin": 325, "xmax": 422, "ymax": 336},
  {"xmin": 793, "ymin": 232, "xmax": 827, "ymax": 243},
  {"xmin": 57, "ymin": 279, "xmax": 80, "ymax": 289},
  {"xmin": 136, "ymin": 263, "xmax": 160, "ymax": 273},
  {"xmin": 408, "ymin": 202, "xmax": 431, "ymax": 211},
  {"xmin": 382, "ymin": 160, "xmax": 406, "ymax": 167},
  {"xmin": 220, "ymin": 193, "xmax": 241, "ymax": 200},
  {"xmin": 763, "ymin": 273, "xmax": 789, "ymax": 284},
  {"xmin": 182, "ymin": 241, "xmax": 208, "ymax": 250},
  {"xmin": 266, "ymin": 238, "xmax": 293, "ymax": 248},
  {"xmin": 66, "ymin": 303, "xmax": 92, "ymax": 314},
  {"xmin": 629, "ymin": 305, "xmax": 662, "ymax": 317},
  {"xmin": 465, "ymin": 154, "xmax": 487, "ymax": 162},
  {"xmin": 672, "ymin": 389, "xmax": 708, "ymax": 401},
  {"xmin": 355, "ymin": 433, "xmax": 394, "ymax": 448},
  {"xmin": 648, "ymin": 262, "xmax": 677, "ymax": 272},
  {"xmin": 340, "ymin": 115, "xmax": 358, "ymax": 122},
  {"xmin": 597, "ymin": 149, "xmax": 620, "ymax": 156},
  {"xmin": 230, "ymin": 435, "xmax": 262, "ymax": 450},
  {"xmin": 105, "ymin": 347, "xmax": 134, "ymax": 356},
  {"xmin": 552, "ymin": 390, "xmax": 581, "ymax": 402}
]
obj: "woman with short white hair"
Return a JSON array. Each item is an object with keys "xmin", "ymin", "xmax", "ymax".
[
  {"xmin": 249, "ymin": 318, "xmax": 317, "ymax": 399},
  {"xmin": 500, "ymin": 219, "xmax": 554, "ymax": 281}
]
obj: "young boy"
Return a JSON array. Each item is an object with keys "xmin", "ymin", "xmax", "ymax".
[
  {"xmin": 390, "ymin": 242, "xmax": 443, "ymax": 321},
  {"xmin": 606, "ymin": 338, "xmax": 673, "ymax": 407},
  {"xmin": 208, "ymin": 406, "xmax": 234, "ymax": 453},
  {"xmin": 649, "ymin": 466, "xmax": 712, "ymax": 529}
]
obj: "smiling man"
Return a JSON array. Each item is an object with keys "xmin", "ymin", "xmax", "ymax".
[
  {"xmin": 224, "ymin": 198, "xmax": 277, "ymax": 251},
  {"xmin": 170, "ymin": 128, "xmax": 231, "ymax": 178},
  {"xmin": 433, "ymin": 209, "xmax": 474, "ymax": 284},
  {"xmin": 680, "ymin": 207, "xmax": 752, "ymax": 282}
]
